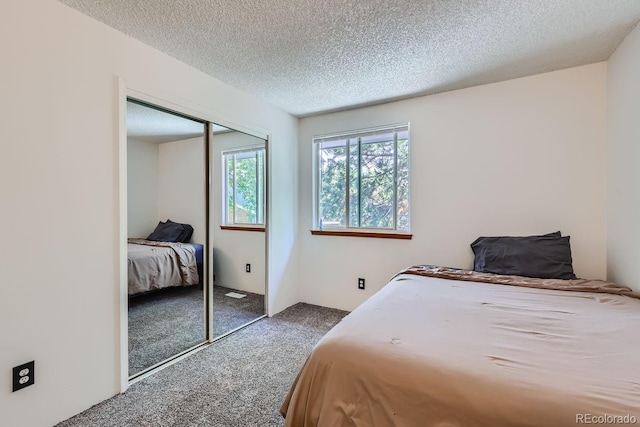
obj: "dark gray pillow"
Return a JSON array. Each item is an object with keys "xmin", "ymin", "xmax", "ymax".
[
  {"xmin": 471, "ymin": 233, "xmax": 576, "ymax": 280},
  {"xmin": 147, "ymin": 221, "xmax": 186, "ymax": 242},
  {"xmin": 167, "ymin": 220, "xmax": 193, "ymax": 243},
  {"xmin": 471, "ymin": 231, "xmax": 560, "ymax": 257}
]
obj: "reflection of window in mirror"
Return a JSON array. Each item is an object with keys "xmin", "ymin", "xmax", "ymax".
[{"xmin": 222, "ymin": 146, "xmax": 265, "ymax": 227}]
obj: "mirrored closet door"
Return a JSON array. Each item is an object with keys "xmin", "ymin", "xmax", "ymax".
[
  {"xmin": 210, "ymin": 124, "xmax": 267, "ymax": 338},
  {"xmin": 126, "ymin": 99, "xmax": 208, "ymax": 377}
]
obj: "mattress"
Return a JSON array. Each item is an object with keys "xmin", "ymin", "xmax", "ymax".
[
  {"xmin": 281, "ymin": 267, "xmax": 640, "ymax": 426},
  {"xmin": 191, "ymin": 243, "xmax": 204, "ymax": 265}
]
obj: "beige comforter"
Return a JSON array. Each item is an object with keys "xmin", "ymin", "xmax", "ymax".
[
  {"xmin": 127, "ymin": 238, "xmax": 199, "ymax": 295},
  {"xmin": 281, "ymin": 267, "xmax": 640, "ymax": 426}
]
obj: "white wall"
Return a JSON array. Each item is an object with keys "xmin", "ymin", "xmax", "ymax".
[
  {"xmin": 212, "ymin": 232, "xmax": 266, "ymax": 294},
  {"xmin": 0, "ymin": 1, "xmax": 298, "ymax": 426},
  {"xmin": 607, "ymin": 23, "xmax": 640, "ymax": 291},
  {"xmin": 127, "ymin": 138, "xmax": 159, "ymax": 238},
  {"xmin": 158, "ymin": 136, "xmax": 206, "ymax": 244},
  {"xmin": 211, "ymin": 131, "xmax": 266, "ymax": 295},
  {"xmin": 298, "ymin": 63, "xmax": 608, "ymax": 311},
  {"xmin": 128, "ymin": 136, "xmax": 206, "ymax": 244}
]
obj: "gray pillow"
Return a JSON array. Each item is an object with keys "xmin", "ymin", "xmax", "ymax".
[
  {"xmin": 471, "ymin": 233, "xmax": 576, "ymax": 280},
  {"xmin": 166, "ymin": 220, "xmax": 193, "ymax": 243},
  {"xmin": 147, "ymin": 221, "xmax": 185, "ymax": 242}
]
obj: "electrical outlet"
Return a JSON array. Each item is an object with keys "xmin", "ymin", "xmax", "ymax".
[
  {"xmin": 13, "ymin": 361, "xmax": 34, "ymax": 392},
  {"xmin": 246, "ymin": 263, "xmax": 251, "ymax": 273},
  {"xmin": 358, "ymin": 278, "xmax": 365, "ymax": 290}
]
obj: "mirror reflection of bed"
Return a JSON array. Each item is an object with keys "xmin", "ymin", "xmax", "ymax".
[
  {"xmin": 126, "ymin": 100, "xmax": 207, "ymax": 377},
  {"xmin": 127, "ymin": 229, "xmax": 205, "ymax": 376},
  {"xmin": 210, "ymin": 124, "xmax": 266, "ymax": 339}
]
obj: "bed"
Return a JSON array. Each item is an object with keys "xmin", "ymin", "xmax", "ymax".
[
  {"xmin": 127, "ymin": 220, "xmax": 203, "ymax": 295},
  {"xmin": 127, "ymin": 238, "xmax": 202, "ymax": 295},
  {"xmin": 280, "ymin": 265, "xmax": 640, "ymax": 426}
]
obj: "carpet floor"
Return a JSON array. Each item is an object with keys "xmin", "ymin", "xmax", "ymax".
[
  {"xmin": 129, "ymin": 285, "xmax": 266, "ymax": 376},
  {"xmin": 211, "ymin": 285, "xmax": 266, "ymax": 337},
  {"xmin": 59, "ymin": 303, "xmax": 348, "ymax": 427}
]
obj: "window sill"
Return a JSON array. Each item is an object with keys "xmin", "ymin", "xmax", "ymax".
[
  {"xmin": 220, "ymin": 225, "xmax": 265, "ymax": 232},
  {"xmin": 310, "ymin": 230, "xmax": 412, "ymax": 240}
]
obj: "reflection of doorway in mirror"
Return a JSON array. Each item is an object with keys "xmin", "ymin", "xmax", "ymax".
[
  {"xmin": 211, "ymin": 125, "xmax": 267, "ymax": 338},
  {"xmin": 126, "ymin": 99, "xmax": 207, "ymax": 378}
]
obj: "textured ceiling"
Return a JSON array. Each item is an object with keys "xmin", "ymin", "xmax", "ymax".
[{"xmin": 63, "ymin": 1, "xmax": 640, "ymax": 117}]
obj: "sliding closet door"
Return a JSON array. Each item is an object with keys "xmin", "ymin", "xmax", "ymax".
[
  {"xmin": 210, "ymin": 124, "xmax": 267, "ymax": 339},
  {"xmin": 126, "ymin": 99, "xmax": 208, "ymax": 378}
]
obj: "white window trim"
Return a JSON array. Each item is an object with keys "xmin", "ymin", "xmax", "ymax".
[{"xmin": 312, "ymin": 123, "xmax": 411, "ymax": 233}]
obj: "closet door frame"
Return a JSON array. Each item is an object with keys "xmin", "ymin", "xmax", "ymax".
[{"xmin": 117, "ymin": 77, "xmax": 270, "ymax": 393}]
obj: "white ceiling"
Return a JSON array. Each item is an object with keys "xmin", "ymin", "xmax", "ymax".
[
  {"xmin": 127, "ymin": 101, "xmax": 231, "ymax": 143},
  {"xmin": 127, "ymin": 101, "xmax": 204, "ymax": 143},
  {"xmin": 63, "ymin": 1, "xmax": 640, "ymax": 117}
]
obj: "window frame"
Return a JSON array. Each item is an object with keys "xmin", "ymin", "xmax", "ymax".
[
  {"xmin": 312, "ymin": 123, "xmax": 411, "ymax": 235},
  {"xmin": 222, "ymin": 144, "xmax": 266, "ymax": 228}
]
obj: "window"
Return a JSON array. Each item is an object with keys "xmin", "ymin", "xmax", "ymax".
[
  {"xmin": 314, "ymin": 124, "xmax": 410, "ymax": 232},
  {"xmin": 223, "ymin": 146, "xmax": 265, "ymax": 226}
]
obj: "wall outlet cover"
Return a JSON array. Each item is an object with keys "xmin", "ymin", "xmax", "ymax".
[{"xmin": 13, "ymin": 361, "xmax": 35, "ymax": 392}]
